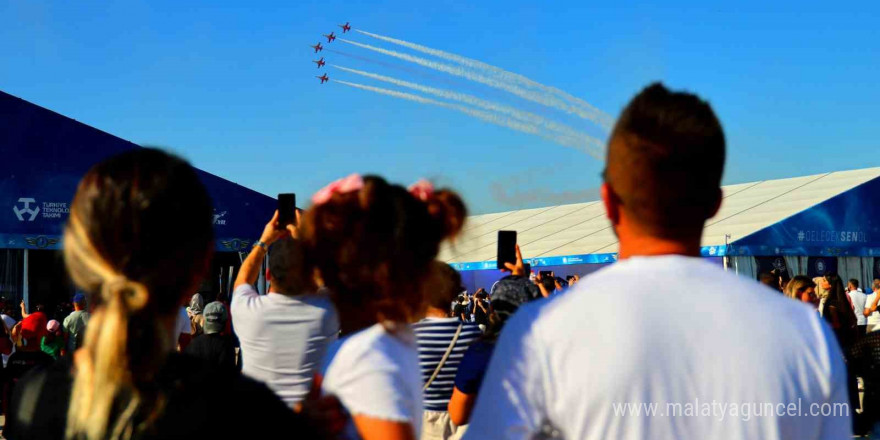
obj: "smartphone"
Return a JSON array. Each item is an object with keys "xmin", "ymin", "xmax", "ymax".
[
  {"xmin": 540, "ymin": 270, "xmax": 553, "ymax": 279},
  {"xmin": 277, "ymin": 193, "xmax": 297, "ymax": 228},
  {"xmin": 497, "ymin": 230, "xmax": 517, "ymax": 270},
  {"xmin": 523, "ymin": 263, "xmax": 532, "ymax": 275}
]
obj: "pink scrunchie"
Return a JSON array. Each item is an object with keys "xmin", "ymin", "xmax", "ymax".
[
  {"xmin": 311, "ymin": 173, "xmax": 365, "ymax": 205},
  {"xmin": 408, "ymin": 179, "xmax": 434, "ymax": 202}
]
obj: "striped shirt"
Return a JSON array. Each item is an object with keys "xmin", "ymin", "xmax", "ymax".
[{"xmin": 412, "ymin": 317, "xmax": 482, "ymax": 411}]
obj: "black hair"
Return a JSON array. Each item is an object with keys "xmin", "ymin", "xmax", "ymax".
[{"xmin": 850, "ymin": 279, "xmax": 860, "ymax": 289}]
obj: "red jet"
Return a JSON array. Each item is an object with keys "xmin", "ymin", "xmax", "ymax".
[
  {"xmin": 313, "ymin": 57, "xmax": 325, "ymax": 68},
  {"xmin": 311, "ymin": 42, "xmax": 323, "ymax": 53},
  {"xmin": 338, "ymin": 22, "xmax": 351, "ymax": 33},
  {"xmin": 323, "ymin": 32, "xmax": 336, "ymax": 43},
  {"xmin": 317, "ymin": 74, "xmax": 329, "ymax": 84}
]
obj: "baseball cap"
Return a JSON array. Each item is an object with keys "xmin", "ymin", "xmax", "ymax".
[
  {"xmin": 47, "ymin": 319, "xmax": 61, "ymax": 333},
  {"xmin": 203, "ymin": 301, "xmax": 227, "ymax": 334},
  {"xmin": 73, "ymin": 293, "xmax": 87, "ymax": 305}
]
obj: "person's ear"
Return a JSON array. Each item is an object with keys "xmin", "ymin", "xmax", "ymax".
[{"xmin": 601, "ymin": 182, "xmax": 620, "ymax": 226}]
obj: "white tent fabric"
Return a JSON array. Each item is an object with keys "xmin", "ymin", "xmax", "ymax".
[
  {"xmin": 732, "ymin": 256, "xmax": 758, "ymax": 279},
  {"xmin": 440, "ymin": 167, "xmax": 880, "ymax": 264}
]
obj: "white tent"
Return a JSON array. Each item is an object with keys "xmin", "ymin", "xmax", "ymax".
[{"xmin": 441, "ymin": 168, "xmax": 880, "ymax": 273}]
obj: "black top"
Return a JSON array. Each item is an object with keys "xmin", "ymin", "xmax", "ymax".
[
  {"xmin": 5, "ymin": 353, "xmax": 319, "ymax": 440},
  {"xmin": 473, "ymin": 300, "xmax": 489, "ymax": 326},
  {"xmin": 3, "ymin": 350, "xmax": 54, "ymax": 388},
  {"xmin": 184, "ymin": 333, "xmax": 238, "ymax": 372}
]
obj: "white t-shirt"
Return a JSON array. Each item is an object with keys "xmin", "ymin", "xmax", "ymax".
[
  {"xmin": 322, "ymin": 323, "xmax": 423, "ymax": 439},
  {"xmin": 865, "ymin": 293, "xmax": 880, "ymax": 327},
  {"xmin": 232, "ymin": 284, "xmax": 338, "ymax": 407},
  {"xmin": 464, "ymin": 255, "xmax": 850, "ymax": 440},
  {"xmin": 849, "ymin": 289, "xmax": 868, "ymax": 326}
]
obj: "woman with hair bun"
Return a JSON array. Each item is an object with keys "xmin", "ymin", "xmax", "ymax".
[{"xmin": 303, "ymin": 175, "xmax": 467, "ymax": 440}]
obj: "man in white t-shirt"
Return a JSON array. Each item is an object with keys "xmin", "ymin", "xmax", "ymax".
[
  {"xmin": 464, "ymin": 83, "xmax": 850, "ymax": 439},
  {"xmin": 848, "ymin": 279, "xmax": 867, "ymax": 336},
  {"xmin": 233, "ymin": 231, "xmax": 339, "ymax": 408}
]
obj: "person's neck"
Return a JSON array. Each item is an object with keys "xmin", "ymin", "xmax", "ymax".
[
  {"xmin": 425, "ymin": 307, "xmax": 449, "ymax": 318},
  {"xmin": 617, "ymin": 233, "xmax": 702, "ymax": 260}
]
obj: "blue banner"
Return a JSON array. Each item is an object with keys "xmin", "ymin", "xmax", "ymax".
[
  {"xmin": 0, "ymin": 91, "xmax": 275, "ymax": 251},
  {"xmin": 732, "ymin": 176, "xmax": 880, "ymax": 257}
]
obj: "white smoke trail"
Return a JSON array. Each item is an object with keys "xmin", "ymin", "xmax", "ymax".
[
  {"xmin": 332, "ymin": 65, "xmax": 604, "ymax": 157},
  {"xmin": 339, "ymin": 38, "xmax": 609, "ymax": 131},
  {"xmin": 354, "ymin": 29, "xmax": 614, "ymax": 129},
  {"xmin": 333, "ymin": 80, "xmax": 600, "ymax": 156}
]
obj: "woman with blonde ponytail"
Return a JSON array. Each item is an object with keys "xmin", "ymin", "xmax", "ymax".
[{"xmin": 5, "ymin": 148, "xmax": 318, "ymax": 439}]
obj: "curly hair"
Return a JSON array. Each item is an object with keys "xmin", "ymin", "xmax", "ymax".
[{"xmin": 300, "ymin": 175, "xmax": 466, "ymax": 334}]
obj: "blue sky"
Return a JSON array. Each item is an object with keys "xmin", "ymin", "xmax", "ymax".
[{"xmin": 2, "ymin": 0, "xmax": 878, "ymax": 213}]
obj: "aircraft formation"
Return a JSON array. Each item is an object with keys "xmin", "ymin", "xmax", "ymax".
[{"xmin": 311, "ymin": 22, "xmax": 350, "ymax": 83}]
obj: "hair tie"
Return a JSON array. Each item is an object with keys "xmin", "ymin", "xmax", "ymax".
[
  {"xmin": 103, "ymin": 275, "xmax": 149, "ymax": 312},
  {"xmin": 408, "ymin": 179, "xmax": 434, "ymax": 202},
  {"xmin": 312, "ymin": 173, "xmax": 365, "ymax": 206}
]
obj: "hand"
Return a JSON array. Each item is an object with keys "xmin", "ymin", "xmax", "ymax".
[
  {"xmin": 502, "ymin": 244, "xmax": 526, "ymax": 276},
  {"xmin": 259, "ymin": 211, "xmax": 291, "ymax": 246},
  {"xmin": 285, "ymin": 209, "xmax": 302, "ymax": 240}
]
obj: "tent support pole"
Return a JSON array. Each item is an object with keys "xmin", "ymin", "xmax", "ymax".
[{"xmin": 23, "ymin": 249, "xmax": 29, "ymax": 311}]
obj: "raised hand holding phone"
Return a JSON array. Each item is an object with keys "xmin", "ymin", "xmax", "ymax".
[{"xmin": 502, "ymin": 244, "xmax": 526, "ymax": 276}]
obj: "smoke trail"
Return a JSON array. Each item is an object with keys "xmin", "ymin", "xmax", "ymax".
[
  {"xmin": 332, "ymin": 65, "xmax": 603, "ymax": 158},
  {"xmin": 326, "ymin": 48, "xmax": 477, "ymax": 90},
  {"xmin": 333, "ymin": 80, "xmax": 599, "ymax": 155},
  {"xmin": 339, "ymin": 38, "xmax": 609, "ymax": 131},
  {"xmin": 354, "ymin": 29, "xmax": 613, "ymax": 129}
]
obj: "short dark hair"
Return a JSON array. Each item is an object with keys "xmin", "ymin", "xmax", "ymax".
[
  {"xmin": 541, "ymin": 278, "xmax": 556, "ymax": 293},
  {"xmin": 850, "ymin": 279, "xmax": 859, "ymax": 288},
  {"xmin": 268, "ymin": 237, "xmax": 310, "ymax": 295},
  {"xmin": 606, "ymin": 82, "xmax": 725, "ymax": 238},
  {"xmin": 424, "ymin": 262, "xmax": 464, "ymax": 310}
]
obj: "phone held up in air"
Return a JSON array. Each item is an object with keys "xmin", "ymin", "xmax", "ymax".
[
  {"xmin": 497, "ymin": 230, "xmax": 517, "ymax": 270},
  {"xmin": 540, "ymin": 270, "xmax": 553, "ymax": 280},
  {"xmin": 277, "ymin": 193, "xmax": 297, "ymax": 228}
]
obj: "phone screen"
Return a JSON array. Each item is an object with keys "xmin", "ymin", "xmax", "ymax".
[
  {"xmin": 497, "ymin": 230, "xmax": 517, "ymax": 270},
  {"xmin": 277, "ymin": 193, "xmax": 297, "ymax": 227},
  {"xmin": 523, "ymin": 263, "xmax": 531, "ymax": 275}
]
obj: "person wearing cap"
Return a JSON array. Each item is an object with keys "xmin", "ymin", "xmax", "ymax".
[
  {"xmin": 62, "ymin": 292, "xmax": 89, "ymax": 353},
  {"xmin": 183, "ymin": 301, "xmax": 237, "ymax": 372},
  {"xmin": 4, "ymin": 314, "xmax": 54, "ymax": 402},
  {"xmin": 40, "ymin": 320, "xmax": 65, "ymax": 359}
]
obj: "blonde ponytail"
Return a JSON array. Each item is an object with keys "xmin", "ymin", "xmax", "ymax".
[{"xmin": 64, "ymin": 216, "xmax": 162, "ymax": 440}]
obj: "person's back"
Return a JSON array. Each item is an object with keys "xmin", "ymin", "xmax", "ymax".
[
  {"xmin": 232, "ymin": 237, "xmax": 339, "ymax": 408},
  {"xmin": 464, "ymin": 83, "xmax": 849, "ymax": 439},
  {"xmin": 4, "ymin": 353, "xmax": 313, "ymax": 439},
  {"xmin": 183, "ymin": 302, "xmax": 237, "ymax": 372},
  {"xmin": 63, "ymin": 294, "xmax": 89, "ymax": 354}
]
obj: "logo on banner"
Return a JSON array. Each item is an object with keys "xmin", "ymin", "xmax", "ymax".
[
  {"xmin": 24, "ymin": 236, "xmax": 59, "ymax": 249},
  {"xmin": 220, "ymin": 239, "xmax": 251, "ymax": 251},
  {"xmin": 708, "ymin": 246, "xmax": 717, "ymax": 256},
  {"xmin": 213, "ymin": 210, "xmax": 228, "ymax": 226},
  {"xmin": 13, "ymin": 198, "xmax": 40, "ymax": 221},
  {"xmin": 815, "ymin": 259, "xmax": 827, "ymax": 275},
  {"xmin": 772, "ymin": 258, "xmax": 786, "ymax": 271}
]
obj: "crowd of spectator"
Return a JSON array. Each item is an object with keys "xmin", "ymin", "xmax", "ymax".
[{"xmin": 0, "ymin": 82, "xmax": 870, "ymax": 440}]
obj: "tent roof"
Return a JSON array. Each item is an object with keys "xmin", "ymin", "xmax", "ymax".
[
  {"xmin": 0, "ymin": 90, "xmax": 275, "ymax": 252},
  {"xmin": 440, "ymin": 167, "xmax": 880, "ymax": 267}
]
